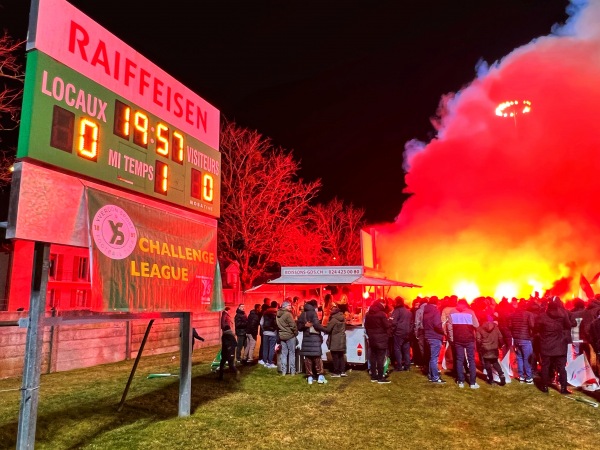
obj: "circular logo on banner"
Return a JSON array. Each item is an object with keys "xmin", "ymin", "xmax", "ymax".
[{"xmin": 92, "ymin": 205, "xmax": 138, "ymax": 260}]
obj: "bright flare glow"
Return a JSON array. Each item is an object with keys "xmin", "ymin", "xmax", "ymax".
[
  {"xmin": 495, "ymin": 100, "xmax": 532, "ymax": 117},
  {"xmin": 494, "ymin": 282, "xmax": 518, "ymax": 300},
  {"xmin": 453, "ymin": 281, "xmax": 480, "ymax": 301},
  {"xmin": 528, "ymin": 279, "xmax": 544, "ymax": 297}
]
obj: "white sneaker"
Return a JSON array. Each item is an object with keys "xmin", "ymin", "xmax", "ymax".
[
  {"xmin": 258, "ymin": 360, "xmax": 265, "ymax": 365},
  {"xmin": 317, "ymin": 375, "xmax": 328, "ymax": 384},
  {"xmin": 307, "ymin": 376, "xmax": 314, "ymax": 385},
  {"xmin": 457, "ymin": 382, "xmax": 464, "ymax": 388},
  {"xmin": 266, "ymin": 363, "xmax": 277, "ymax": 369},
  {"xmin": 470, "ymin": 383, "xmax": 480, "ymax": 389}
]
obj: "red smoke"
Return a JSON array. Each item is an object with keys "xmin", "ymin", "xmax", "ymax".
[{"xmin": 375, "ymin": 1, "xmax": 600, "ymax": 300}]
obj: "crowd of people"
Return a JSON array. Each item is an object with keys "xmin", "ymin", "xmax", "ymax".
[{"xmin": 215, "ymin": 292, "xmax": 600, "ymax": 392}]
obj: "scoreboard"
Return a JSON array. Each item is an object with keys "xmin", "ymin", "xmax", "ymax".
[{"xmin": 17, "ymin": 0, "xmax": 221, "ymax": 218}]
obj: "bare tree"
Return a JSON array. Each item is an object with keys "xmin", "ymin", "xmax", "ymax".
[
  {"xmin": 308, "ymin": 198, "xmax": 365, "ymax": 266},
  {"xmin": 0, "ymin": 32, "xmax": 24, "ymax": 186},
  {"xmin": 219, "ymin": 120, "xmax": 321, "ymax": 290}
]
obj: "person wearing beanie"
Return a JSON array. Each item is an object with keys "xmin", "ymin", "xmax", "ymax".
[
  {"xmin": 219, "ymin": 325, "xmax": 240, "ymax": 381},
  {"xmin": 276, "ymin": 301, "xmax": 298, "ymax": 375}
]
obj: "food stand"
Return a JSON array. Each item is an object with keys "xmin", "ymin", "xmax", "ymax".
[{"xmin": 267, "ymin": 266, "xmax": 421, "ymax": 366}]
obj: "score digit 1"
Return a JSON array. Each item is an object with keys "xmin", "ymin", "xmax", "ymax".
[{"xmin": 154, "ymin": 161, "xmax": 168, "ymax": 195}]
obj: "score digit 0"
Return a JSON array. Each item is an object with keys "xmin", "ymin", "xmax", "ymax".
[
  {"xmin": 191, "ymin": 168, "xmax": 214, "ymax": 203},
  {"xmin": 50, "ymin": 105, "xmax": 98, "ymax": 161}
]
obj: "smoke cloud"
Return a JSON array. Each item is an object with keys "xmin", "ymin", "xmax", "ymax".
[{"xmin": 375, "ymin": 0, "xmax": 600, "ymax": 300}]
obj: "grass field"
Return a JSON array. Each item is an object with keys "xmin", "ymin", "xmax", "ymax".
[{"xmin": 1, "ymin": 346, "xmax": 599, "ymax": 449}]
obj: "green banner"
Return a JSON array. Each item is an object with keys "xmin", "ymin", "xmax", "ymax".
[{"xmin": 86, "ymin": 188, "xmax": 217, "ymax": 311}]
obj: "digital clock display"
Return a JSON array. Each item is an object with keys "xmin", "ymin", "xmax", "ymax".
[{"xmin": 17, "ymin": 51, "xmax": 221, "ymax": 217}]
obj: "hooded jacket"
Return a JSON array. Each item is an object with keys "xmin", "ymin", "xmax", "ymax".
[
  {"xmin": 298, "ymin": 302, "xmax": 327, "ymax": 357},
  {"xmin": 476, "ymin": 321, "xmax": 504, "ymax": 359},
  {"xmin": 325, "ymin": 308, "xmax": 346, "ymax": 352},
  {"xmin": 508, "ymin": 303, "xmax": 535, "ymax": 340},
  {"xmin": 246, "ymin": 309, "xmax": 260, "ymax": 339},
  {"xmin": 276, "ymin": 307, "xmax": 298, "ymax": 341},
  {"xmin": 580, "ymin": 299, "xmax": 600, "ymax": 342},
  {"xmin": 364, "ymin": 301, "xmax": 391, "ymax": 350},
  {"xmin": 260, "ymin": 307, "xmax": 278, "ymax": 336},
  {"xmin": 234, "ymin": 308, "xmax": 248, "ymax": 337},
  {"xmin": 391, "ymin": 305, "xmax": 413, "ymax": 338},
  {"xmin": 423, "ymin": 303, "xmax": 444, "ymax": 341},
  {"xmin": 535, "ymin": 304, "xmax": 574, "ymax": 356}
]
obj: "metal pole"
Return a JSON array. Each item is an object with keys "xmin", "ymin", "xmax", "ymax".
[
  {"xmin": 117, "ymin": 319, "xmax": 154, "ymax": 412},
  {"xmin": 179, "ymin": 312, "xmax": 192, "ymax": 417},
  {"xmin": 16, "ymin": 241, "xmax": 51, "ymax": 450}
]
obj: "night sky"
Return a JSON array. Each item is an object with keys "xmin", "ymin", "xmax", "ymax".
[{"xmin": 1, "ymin": 0, "xmax": 570, "ymax": 223}]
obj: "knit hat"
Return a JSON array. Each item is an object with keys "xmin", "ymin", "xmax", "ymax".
[{"xmin": 282, "ymin": 301, "xmax": 291, "ymax": 309}]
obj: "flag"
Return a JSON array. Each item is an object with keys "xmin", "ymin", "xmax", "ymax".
[
  {"xmin": 209, "ymin": 261, "xmax": 225, "ymax": 312},
  {"xmin": 441, "ymin": 341, "xmax": 452, "ymax": 370},
  {"xmin": 491, "ymin": 349, "xmax": 513, "ymax": 383},
  {"xmin": 566, "ymin": 353, "xmax": 599, "ymax": 387},
  {"xmin": 579, "ymin": 274, "xmax": 595, "ymax": 300}
]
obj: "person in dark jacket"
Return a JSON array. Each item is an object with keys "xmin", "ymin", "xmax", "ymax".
[
  {"xmin": 495, "ymin": 297, "xmax": 514, "ymax": 358},
  {"xmin": 260, "ymin": 301, "xmax": 279, "ymax": 368},
  {"xmin": 588, "ymin": 313, "xmax": 600, "ymax": 354},
  {"xmin": 325, "ymin": 303, "xmax": 347, "ymax": 377},
  {"xmin": 535, "ymin": 297, "xmax": 577, "ymax": 394},
  {"xmin": 218, "ymin": 325, "xmax": 240, "ymax": 381},
  {"xmin": 258, "ymin": 300, "xmax": 270, "ymax": 364},
  {"xmin": 243, "ymin": 304, "xmax": 260, "ymax": 363},
  {"xmin": 580, "ymin": 296, "xmax": 600, "ymax": 360},
  {"xmin": 365, "ymin": 299, "xmax": 392, "ymax": 383},
  {"xmin": 509, "ymin": 300, "xmax": 536, "ymax": 383},
  {"xmin": 423, "ymin": 297, "xmax": 446, "ymax": 383},
  {"xmin": 476, "ymin": 319, "xmax": 506, "ymax": 386},
  {"xmin": 298, "ymin": 299, "xmax": 328, "ymax": 384},
  {"xmin": 234, "ymin": 304, "xmax": 248, "ymax": 363},
  {"xmin": 391, "ymin": 296, "xmax": 413, "ymax": 372}
]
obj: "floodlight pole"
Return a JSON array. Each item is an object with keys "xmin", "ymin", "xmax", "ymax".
[{"xmin": 16, "ymin": 241, "xmax": 51, "ymax": 450}]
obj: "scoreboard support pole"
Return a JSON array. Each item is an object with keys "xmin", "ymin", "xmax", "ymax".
[
  {"xmin": 16, "ymin": 241, "xmax": 51, "ymax": 450},
  {"xmin": 179, "ymin": 312, "xmax": 192, "ymax": 417}
]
